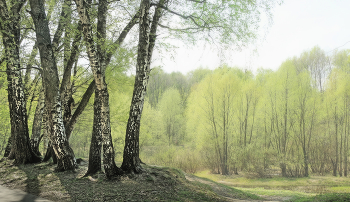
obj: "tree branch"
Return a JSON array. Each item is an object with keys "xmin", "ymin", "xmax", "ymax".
[
  {"xmin": 158, "ymin": 23, "xmax": 202, "ymax": 33},
  {"xmin": 66, "ymin": 80, "xmax": 95, "ymax": 143},
  {"xmin": 187, "ymin": 0, "xmax": 206, "ymax": 3},
  {"xmin": 59, "ymin": 22, "xmax": 82, "ymax": 95},
  {"xmin": 52, "ymin": 0, "xmax": 71, "ymax": 52},
  {"xmin": 152, "ymin": 4, "xmax": 205, "ymax": 28},
  {"xmin": 105, "ymin": 11, "xmax": 139, "ymax": 66},
  {"xmin": 148, "ymin": 0, "xmax": 165, "ymax": 64},
  {"xmin": 0, "ymin": 66, "xmax": 42, "ymax": 73}
]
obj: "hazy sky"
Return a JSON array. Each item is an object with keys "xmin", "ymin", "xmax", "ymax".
[{"xmin": 154, "ymin": 0, "xmax": 350, "ymax": 74}]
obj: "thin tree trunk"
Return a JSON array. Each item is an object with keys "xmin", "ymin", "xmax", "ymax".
[
  {"xmin": 31, "ymin": 87, "xmax": 45, "ymax": 156},
  {"xmin": 66, "ymin": 80, "xmax": 95, "ymax": 139},
  {"xmin": 3, "ymin": 136, "xmax": 12, "ymax": 158},
  {"xmin": 344, "ymin": 98, "xmax": 348, "ymax": 177},
  {"xmin": 60, "ymin": 22, "xmax": 82, "ymax": 139},
  {"xmin": 24, "ymin": 43, "xmax": 38, "ymax": 99},
  {"xmin": 334, "ymin": 106, "xmax": 338, "ymax": 176}
]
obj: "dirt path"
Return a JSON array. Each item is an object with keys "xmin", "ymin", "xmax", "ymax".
[
  {"xmin": 0, "ymin": 185, "xmax": 52, "ymax": 202},
  {"xmin": 185, "ymin": 174, "xmax": 286, "ymax": 202}
]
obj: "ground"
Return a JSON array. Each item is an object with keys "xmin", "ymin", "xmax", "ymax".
[
  {"xmin": 195, "ymin": 170, "xmax": 350, "ymax": 201},
  {"xmin": 0, "ymin": 159, "xmax": 266, "ymax": 202},
  {"xmin": 1, "ymin": 159, "xmax": 349, "ymax": 202}
]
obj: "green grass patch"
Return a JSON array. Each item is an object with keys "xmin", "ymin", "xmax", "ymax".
[
  {"xmin": 195, "ymin": 170, "xmax": 350, "ymax": 191},
  {"xmin": 289, "ymin": 193, "xmax": 350, "ymax": 202},
  {"xmin": 195, "ymin": 170, "xmax": 350, "ymax": 201},
  {"xmin": 192, "ymin": 174, "xmax": 263, "ymax": 200},
  {"xmin": 236, "ymin": 187, "xmax": 315, "ymax": 198},
  {"xmin": 329, "ymin": 186, "xmax": 350, "ymax": 193}
]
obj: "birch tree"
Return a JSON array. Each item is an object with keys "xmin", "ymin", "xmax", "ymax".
[
  {"xmin": 0, "ymin": 0, "xmax": 41, "ymax": 164},
  {"xmin": 29, "ymin": 0, "xmax": 77, "ymax": 171},
  {"xmin": 74, "ymin": 0, "xmax": 125, "ymax": 178}
]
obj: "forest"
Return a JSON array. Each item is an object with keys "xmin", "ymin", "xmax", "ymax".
[
  {"xmin": 1, "ymin": 0, "xmax": 350, "ymax": 201},
  {"xmin": 140, "ymin": 46, "xmax": 350, "ymax": 178}
]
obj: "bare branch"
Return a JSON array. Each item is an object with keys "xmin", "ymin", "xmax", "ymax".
[
  {"xmin": 0, "ymin": 66, "xmax": 42, "ymax": 73},
  {"xmin": 52, "ymin": 0, "xmax": 71, "ymax": 53},
  {"xmin": 158, "ymin": 23, "xmax": 221, "ymax": 33},
  {"xmin": 187, "ymin": 0, "xmax": 206, "ymax": 3},
  {"xmin": 151, "ymin": 4, "xmax": 209, "ymax": 28}
]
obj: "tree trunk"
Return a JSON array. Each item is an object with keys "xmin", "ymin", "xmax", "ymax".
[
  {"xmin": 344, "ymin": 101, "xmax": 348, "ymax": 177},
  {"xmin": 3, "ymin": 136, "xmax": 11, "ymax": 158},
  {"xmin": 43, "ymin": 141, "xmax": 57, "ymax": 164},
  {"xmin": 84, "ymin": 91, "xmax": 102, "ymax": 176},
  {"xmin": 0, "ymin": 0, "xmax": 41, "ymax": 164},
  {"xmin": 303, "ymin": 152, "xmax": 309, "ymax": 177},
  {"xmin": 121, "ymin": 0, "xmax": 164, "ymax": 174},
  {"xmin": 30, "ymin": 0, "xmax": 77, "ymax": 171},
  {"xmin": 121, "ymin": 0, "xmax": 151, "ymax": 173},
  {"xmin": 334, "ymin": 107, "xmax": 338, "ymax": 176},
  {"xmin": 65, "ymin": 80, "xmax": 95, "ymax": 139},
  {"xmin": 280, "ymin": 163, "xmax": 287, "ymax": 177},
  {"xmin": 75, "ymin": 0, "xmax": 122, "ymax": 178},
  {"xmin": 31, "ymin": 87, "xmax": 45, "ymax": 156},
  {"xmin": 60, "ymin": 21, "xmax": 82, "ymax": 139}
]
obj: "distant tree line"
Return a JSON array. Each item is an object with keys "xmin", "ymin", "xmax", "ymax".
[{"xmin": 141, "ymin": 47, "xmax": 350, "ymax": 177}]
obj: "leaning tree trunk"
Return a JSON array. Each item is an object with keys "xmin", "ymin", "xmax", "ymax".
[
  {"xmin": 29, "ymin": 0, "xmax": 77, "ymax": 171},
  {"xmin": 121, "ymin": 0, "xmax": 165, "ymax": 173},
  {"xmin": 0, "ymin": 0, "xmax": 41, "ymax": 164},
  {"xmin": 41, "ymin": 0, "xmax": 79, "ymax": 162},
  {"xmin": 121, "ymin": 0, "xmax": 151, "ymax": 173},
  {"xmin": 3, "ymin": 136, "xmax": 11, "ymax": 157},
  {"xmin": 30, "ymin": 87, "xmax": 45, "ymax": 156}
]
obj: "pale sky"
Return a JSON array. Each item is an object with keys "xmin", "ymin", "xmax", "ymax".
[{"xmin": 154, "ymin": 0, "xmax": 350, "ymax": 74}]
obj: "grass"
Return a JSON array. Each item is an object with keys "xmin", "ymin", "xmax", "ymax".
[
  {"xmin": 195, "ymin": 170, "xmax": 350, "ymax": 201},
  {"xmin": 4, "ymin": 159, "xmax": 349, "ymax": 202},
  {"xmin": 0, "ymin": 160, "xmax": 261, "ymax": 201},
  {"xmin": 190, "ymin": 174, "xmax": 264, "ymax": 200},
  {"xmin": 289, "ymin": 193, "xmax": 350, "ymax": 202}
]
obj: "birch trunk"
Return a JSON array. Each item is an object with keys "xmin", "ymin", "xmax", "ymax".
[
  {"xmin": 0, "ymin": 0, "xmax": 41, "ymax": 164},
  {"xmin": 60, "ymin": 20, "xmax": 82, "ymax": 140},
  {"xmin": 75, "ymin": 0, "xmax": 122, "ymax": 178},
  {"xmin": 121, "ymin": 0, "xmax": 151, "ymax": 173},
  {"xmin": 121, "ymin": 0, "xmax": 164, "ymax": 173},
  {"xmin": 31, "ymin": 87, "xmax": 45, "ymax": 156},
  {"xmin": 29, "ymin": 0, "xmax": 77, "ymax": 171}
]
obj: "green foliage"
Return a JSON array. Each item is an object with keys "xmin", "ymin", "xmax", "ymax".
[
  {"xmin": 0, "ymin": 69, "xmax": 10, "ymax": 156},
  {"xmin": 140, "ymin": 50, "xmax": 350, "ymax": 177},
  {"xmin": 165, "ymin": 0, "xmax": 280, "ymax": 48},
  {"xmin": 158, "ymin": 87, "xmax": 185, "ymax": 145}
]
